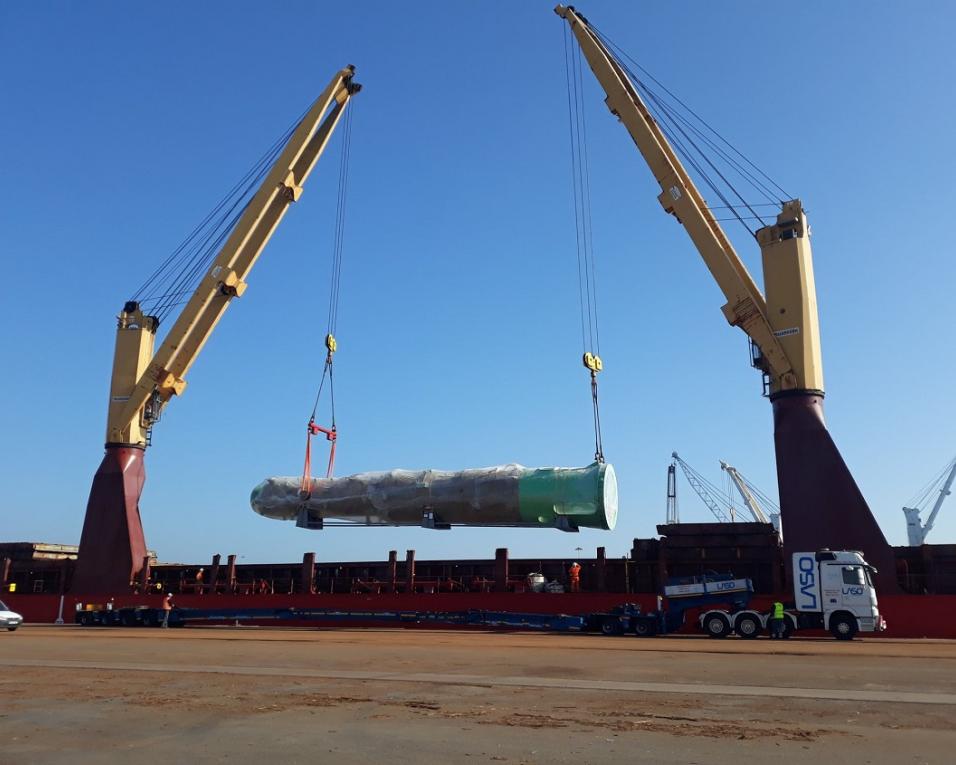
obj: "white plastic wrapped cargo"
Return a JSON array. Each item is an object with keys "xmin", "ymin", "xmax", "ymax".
[{"xmin": 250, "ymin": 462, "xmax": 617, "ymax": 531}]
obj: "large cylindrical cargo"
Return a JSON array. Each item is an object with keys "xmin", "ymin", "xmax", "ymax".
[{"xmin": 251, "ymin": 462, "xmax": 617, "ymax": 532}]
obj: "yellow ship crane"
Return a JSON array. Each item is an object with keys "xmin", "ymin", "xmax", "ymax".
[
  {"xmin": 555, "ymin": 6, "xmax": 897, "ymax": 589},
  {"xmin": 74, "ymin": 67, "xmax": 361, "ymax": 593}
]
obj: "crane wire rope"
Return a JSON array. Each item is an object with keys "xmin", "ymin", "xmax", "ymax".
[
  {"xmin": 589, "ymin": 25, "xmax": 791, "ymax": 238},
  {"xmin": 301, "ymin": 103, "xmax": 354, "ymax": 496},
  {"xmin": 129, "ymin": 112, "xmax": 305, "ymax": 325},
  {"xmin": 724, "ymin": 470, "xmax": 737, "ymax": 521},
  {"xmin": 735, "ymin": 468, "xmax": 781, "ymax": 515},
  {"xmin": 592, "ymin": 25, "xmax": 791, "ymax": 203},
  {"xmin": 564, "ymin": 23, "xmax": 605, "ymax": 464},
  {"xmin": 905, "ymin": 455, "xmax": 956, "ymax": 511}
]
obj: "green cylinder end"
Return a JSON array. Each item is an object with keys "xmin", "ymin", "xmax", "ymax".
[{"xmin": 517, "ymin": 462, "xmax": 618, "ymax": 531}]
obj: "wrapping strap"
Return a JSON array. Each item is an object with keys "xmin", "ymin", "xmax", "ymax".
[{"xmin": 300, "ymin": 419, "xmax": 337, "ymax": 497}]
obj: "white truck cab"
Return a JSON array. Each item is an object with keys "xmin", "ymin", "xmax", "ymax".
[
  {"xmin": 792, "ymin": 549, "xmax": 885, "ymax": 639},
  {"xmin": 698, "ymin": 548, "xmax": 886, "ymax": 640}
]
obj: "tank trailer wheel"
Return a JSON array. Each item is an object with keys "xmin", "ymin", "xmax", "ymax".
[
  {"xmin": 734, "ymin": 614, "xmax": 762, "ymax": 639},
  {"xmin": 830, "ymin": 614, "xmax": 858, "ymax": 641},
  {"xmin": 703, "ymin": 613, "xmax": 730, "ymax": 639}
]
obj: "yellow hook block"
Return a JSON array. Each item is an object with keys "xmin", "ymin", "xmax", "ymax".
[
  {"xmin": 325, "ymin": 333, "xmax": 338, "ymax": 354},
  {"xmin": 583, "ymin": 352, "xmax": 603, "ymax": 372}
]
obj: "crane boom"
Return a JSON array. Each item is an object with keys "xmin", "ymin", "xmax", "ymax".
[
  {"xmin": 720, "ymin": 461, "xmax": 770, "ymax": 524},
  {"xmin": 904, "ymin": 456, "xmax": 956, "ymax": 546},
  {"xmin": 108, "ymin": 67, "xmax": 360, "ymax": 446},
  {"xmin": 557, "ymin": 6, "xmax": 898, "ymax": 591},
  {"xmin": 74, "ymin": 67, "xmax": 361, "ymax": 593},
  {"xmin": 555, "ymin": 5, "xmax": 826, "ymax": 394}
]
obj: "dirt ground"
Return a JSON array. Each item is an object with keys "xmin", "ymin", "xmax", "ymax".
[{"xmin": 1, "ymin": 627, "xmax": 954, "ymax": 764}]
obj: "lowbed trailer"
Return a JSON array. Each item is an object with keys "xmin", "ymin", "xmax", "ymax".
[{"xmin": 75, "ymin": 605, "xmax": 592, "ymax": 632}]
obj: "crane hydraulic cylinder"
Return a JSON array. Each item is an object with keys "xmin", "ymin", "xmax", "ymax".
[{"xmin": 251, "ymin": 462, "xmax": 617, "ymax": 531}]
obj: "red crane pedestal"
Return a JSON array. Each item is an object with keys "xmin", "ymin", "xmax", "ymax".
[
  {"xmin": 773, "ymin": 393, "xmax": 899, "ymax": 593},
  {"xmin": 72, "ymin": 446, "xmax": 148, "ymax": 594}
]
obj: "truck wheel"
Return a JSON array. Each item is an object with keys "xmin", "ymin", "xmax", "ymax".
[
  {"xmin": 600, "ymin": 617, "xmax": 623, "ymax": 636},
  {"xmin": 734, "ymin": 614, "xmax": 761, "ymax": 639},
  {"xmin": 781, "ymin": 619, "xmax": 794, "ymax": 639},
  {"xmin": 830, "ymin": 614, "xmax": 858, "ymax": 641},
  {"xmin": 633, "ymin": 619, "xmax": 656, "ymax": 637},
  {"xmin": 703, "ymin": 613, "xmax": 730, "ymax": 639}
]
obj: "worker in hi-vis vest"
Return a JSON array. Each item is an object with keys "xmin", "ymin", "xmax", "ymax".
[
  {"xmin": 161, "ymin": 593, "xmax": 173, "ymax": 628},
  {"xmin": 769, "ymin": 601, "xmax": 785, "ymax": 639}
]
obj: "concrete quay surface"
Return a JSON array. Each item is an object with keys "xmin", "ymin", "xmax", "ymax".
[{"xmin": 1, "ymin": 626, "xmax": 954, "ymax": 764}]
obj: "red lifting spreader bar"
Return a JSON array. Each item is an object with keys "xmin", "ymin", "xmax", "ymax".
[{"xmin": 300, "ymin": 418, "xmax": 337, "ymax": 497}]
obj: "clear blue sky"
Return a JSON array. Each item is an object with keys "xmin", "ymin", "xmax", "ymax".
[{"xmin": 1, "ymin": 1, "xmax": 953, "ymax": 564}]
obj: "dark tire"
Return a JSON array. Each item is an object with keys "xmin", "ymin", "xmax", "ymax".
[
  {"xmin": 7, "ymin": 626, "xmax": 17, "ymax": 632},
  {"xmin": 830, "ymin": 614, "xmax": 858, "ymax": 641},
  {"xmin": 633, "ymin": 618, "xmax": 657, "ymax": 637},
  {"xmin": 781, "ymin": 618, "xmax": 794, "ymax": 639},
  {"xmin": 735, "ymin": 614, "xmax": 762, "ymax": 639},
  {"xmin": 703, "ymin": 612, "xmax": 731, "ymax": 639},
  {"xmin": 600, "ymin": 617, "xmax": 623, "ymax": 636},
  {"xmin": 77, "ymin": 612, "xmax": 92, "ymax": 627}
]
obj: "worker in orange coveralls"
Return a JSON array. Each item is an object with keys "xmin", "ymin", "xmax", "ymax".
[{"xmin": 568, "ymin": 562, "xmax": 582, "ymax": 593}]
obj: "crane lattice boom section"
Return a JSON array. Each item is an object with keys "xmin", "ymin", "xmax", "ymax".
[{"xmin": 670, "ymin": 452, "xmax": 731, "ymax": 524}]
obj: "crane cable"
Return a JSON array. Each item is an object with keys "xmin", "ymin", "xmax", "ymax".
[
  {"xmin": 590, "ymin": 25, "xmax": 792, "ymax": 238},
  {"xmin": 905, "ymin": 455, "xmax": 956, "ymax": 511},
  {"xmin": 300, "ymin": 105, "xmax": 354, "ymax": 497},
  {"xmin": 130, "ymin": 114, "xmax": 304, "ymax": 323},
  {"xmin": 563, "ymin": 23, "xmax": 605, "ymax": 464}
]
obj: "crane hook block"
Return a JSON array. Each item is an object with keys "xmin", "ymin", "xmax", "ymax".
[
  {"xmin": 325, "ymin": 333, "xmax": 337, "ymax": 354},
  {"xmin": 583, "ymin": 352, "xmax": 603, "ymax": 372}
]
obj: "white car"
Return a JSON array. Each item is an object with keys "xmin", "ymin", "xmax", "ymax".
[{"xmin": 0, "ymin": 599, "xmax": 23, "ymax": 631}]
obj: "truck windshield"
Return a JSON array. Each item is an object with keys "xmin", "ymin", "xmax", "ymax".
[{"xmin": 842, "ymin": 566, "xmax": 865, "ymax": 586}]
